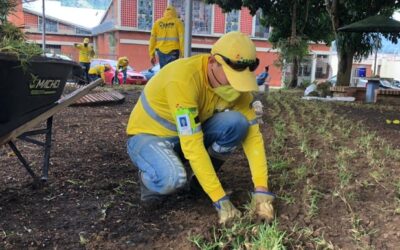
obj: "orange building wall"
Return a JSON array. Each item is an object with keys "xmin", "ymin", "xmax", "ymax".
[
  {"xmin": 121, "ymin": 0, "xmax": 135, "ymax": 27},
  {"xmin": 7, "ymin": 0, "xmax": 24, "ymax": 27},
  {"xmin": 213, "ymin": 6, "xmax": 225, "ymax": 34},
  {"xmin": 120, "ymin": 43, "xmax": 149, "ymax": 71},
  {"xmin": 255, "ymin": 51, "xmax": 281, "ymax": 87},
  {"xmin": 310, "ymin": 43, "xmax": 331, "ymax": 52},
  {"xmin": 97, "ymin": 33, "xmax": 115, "ymax": 59},
  {"xmin": 155, "ymin": 0, "xmax": 167, "ymax": 20},
  {"xmin": 240, "ymin": 8, "xmax": 253, "ymax": 35},
  {"xmin": 24, "ymin": 12, "xmax": 38, "ymax": 29}
]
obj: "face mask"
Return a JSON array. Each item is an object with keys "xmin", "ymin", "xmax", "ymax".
[{"xmin": 212, "ymin": 85, "xmax": 240, "ymax": 102}]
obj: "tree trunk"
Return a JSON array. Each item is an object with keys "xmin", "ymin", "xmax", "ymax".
[
  {"xmin": 337, "ymin": 46, "xmax": 355, "ymax": 86},
  {"xmin": 290, "ymin": 57, "xmax": 299, "ymax": 87},
  {"xmin": 289, "ymin": 1, "xmax": 298, "ymax": 88}
]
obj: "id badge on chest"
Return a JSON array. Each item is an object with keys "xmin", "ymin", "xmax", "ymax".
[{"xmin": 175, "ymin": 107, "xmax": 200, "ymax": 136}]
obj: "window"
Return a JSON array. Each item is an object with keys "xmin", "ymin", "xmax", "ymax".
[
  {"xmin": 42, "ymin": 44, "xmax": 61, "ymax": 54},
  {"xmin": 315, "ymin": 54, "xmax": 330, "ymax": 79},
  {"xmin": 76, "ymin": 28, "xmax": 91, "ymax": 35},
  {"xmin": 38, "ymin": 17, "xmax": 58, "ymax": 32},
  {"xmin": 171, "ymin": 0, "xmax": 212, "ymax": 34},
  {"xmin": 193, "ymin": 0, "xmax": 212, "ymax": 34},
  {"xmin": 226, "ymin": 10, "xmax": 239, "ymax": 33},
  {"xmin": 171, "ymin": 0, "xmax": 185, "ymax": 22},
  {"xmin": 138, "ymin": 0, "xmax": 153, "ymax": 31},
  {"xmin": 192, "ymin": 47, "xmax": 211, "ymax": 56},
  {"xmin": 253, "ymin": 9, "xmax": 269, "ymax": 38},
  {"xmin": 298, "ymin": 57, "xmax": 312, "ymax": 77}
]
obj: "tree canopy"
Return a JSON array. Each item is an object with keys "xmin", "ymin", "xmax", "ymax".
[
  {"xmin": 325, "ymin": 0, "xmax": 400, "ymax": 85},
  {"xmin": 207, "ymin": 0, "xmax": 334, "ymax": 87},
  {"xmin": 207, "ymin": 0, "xmax": 400, "ymax": 86}
]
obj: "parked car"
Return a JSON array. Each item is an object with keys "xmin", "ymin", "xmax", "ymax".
[
  {"xmin": 328, "ymin": 75, "xmax": 368, "ymax": 87},
  {"xmin": 356, "ymin": 78, "xmax": 400, "ymax": 89},
  {"xmin": 392, "ymin": 79, "xmax": 400, "ymax": 88},
  {"xmin": 141, "ymin": 63, "xmax": 160, "ymax": 81},
  {"xmin": 90, "ymin": 58, "xmax": 147, "ymax": 85},
  {"xmin": 355, "ymin": 78, "xmax": 368, "ymax": 87},
  {"xmin": 45, "ymin": 53, "xmax": 73, "ymax": 61}
]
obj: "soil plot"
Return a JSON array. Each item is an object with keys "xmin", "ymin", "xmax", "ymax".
[{"xmin": 1, "ymin": 88, "xmax": 399, "ymax": 249}]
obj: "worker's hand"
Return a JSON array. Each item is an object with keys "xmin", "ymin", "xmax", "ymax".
[
  {"xmin": 250, "ymin": 191, "xmax": 275, "ymax": 223},
  {"xmin": 214, "ymin": 196, "xmax": 242, "ymax": 225},
  {"xmin": 150, "ymin": 56, "xmax": 156, "ymax": 65}
]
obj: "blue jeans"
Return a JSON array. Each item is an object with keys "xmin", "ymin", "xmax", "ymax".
[
  {"xmin": 88, "ymin": 74, "xmax": 99, "ymax": 83},
  {"xmin": 114, "ymin": 68, "xmax": 127, "ymax": 84},
  {"xmin": 157, "ymin": 49, "xmax": 180, "ymax": 69},
  {"xmin": 80, "ymin": 62, "xmax": 90, "ymax": 83},
  {"xmin": 127, "ymin": 111, "xmax": 250, "ymax": 199}
]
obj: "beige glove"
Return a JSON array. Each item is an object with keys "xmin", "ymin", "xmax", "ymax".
[
  {"xmin": 214, "ymin": 196, "xmax": 242, "ymax": 225},
  {"xmin": 251, "ymin": 191, "xmax": 275, "ymax": 223}
]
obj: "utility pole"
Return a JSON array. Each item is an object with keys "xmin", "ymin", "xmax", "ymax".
[
  {"xmin": 41, "ymin": 0, "xmax": 46, "ymax": 55},
  {"xmin": 184, "ymin": 0, "xmax": 192, "ymax": 58}
]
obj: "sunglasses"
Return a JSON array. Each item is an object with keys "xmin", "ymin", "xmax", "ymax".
[{"xmin": 214, "ymin": 53, "xmax": 259, "ymax": 72}]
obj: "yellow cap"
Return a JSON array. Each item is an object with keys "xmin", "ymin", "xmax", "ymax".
[
  {"xmin": 211, "ymin": 31, "xmax": 258, "ymax": 92},
  {"xmin": 83, "ymin": 38, "xmax": 89, "ymax": 43}
]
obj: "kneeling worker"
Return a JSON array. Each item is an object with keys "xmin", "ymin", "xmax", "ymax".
[
  {"xmin": 88, "ymin": 63, "xmax": 111, "ymax": 83},
  {"xmin": 126, "ymin": 32, "xmax": 275, "ymax": 225}
]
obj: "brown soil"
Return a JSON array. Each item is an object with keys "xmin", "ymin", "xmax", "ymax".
[{"xmin": 1, "ymin": 88, "xmax": 399, "ymax": 249}]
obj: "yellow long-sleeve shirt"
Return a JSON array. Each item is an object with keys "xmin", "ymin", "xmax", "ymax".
[
  {"xmin": 126, "ymin": 54, "xmax": 268, "ymax": 202},
  {"xmin": 149, "ymin": 6, "xmax": 184, "ymax": 58},
  {"xmin": 74, "ymin": 43, "xmax": 94, "ymax": 63},
  {"xmin": 88, "ymin": 65, "xmax": 106, "ymax": 81}
]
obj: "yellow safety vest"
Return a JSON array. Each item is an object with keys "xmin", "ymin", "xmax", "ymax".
[
  {"xmin": 126, "ymin": 54, "xmax": 268, "ymax": 202},
  {"xmin": 75, "ymin": 43, "xmax": 94, "ymax": 63},
  {"xmin": 88, "ymin": 65, "xmax": 106, "ymax": 81},
  {"xmin": 149, "ymin": 6, "xmax": 184, "ymax": 58}
]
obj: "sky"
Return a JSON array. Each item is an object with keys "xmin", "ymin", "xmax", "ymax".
[{"xmin": 23, "ymin": 0, "xmax": 105, "ymax": 29}]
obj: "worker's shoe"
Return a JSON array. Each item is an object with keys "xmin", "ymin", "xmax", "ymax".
[{"xmin": 139, "ymin": 177, "xmax": 166, "ymax": 208}]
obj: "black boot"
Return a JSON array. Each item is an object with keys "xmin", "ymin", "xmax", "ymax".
[{"xmin": 138, "ymin": 173, "xmax": 166, "ymax": 208}]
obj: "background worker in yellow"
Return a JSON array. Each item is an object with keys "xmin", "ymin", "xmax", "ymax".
[
  {"xmin": 149, "ymin": 5, "xmax": 184, "ymax": 69},
  {"xmin": 88, "ymin": 63, "xmax": 110, "ymax": 83},
  {"xmin": 114, "ymin": 56, "xmax": 129, "ymax": 85},
  {"xmin": 74, "ymin": 37, "xmax": 95, "ymax": 83},
  {"xmin": 126, "ymin": 32, "xmax": 275, "ymax": 225}
]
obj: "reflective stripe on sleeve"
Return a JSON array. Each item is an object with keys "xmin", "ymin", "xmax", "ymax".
[
  {"xmin": 156, "ymin": 37, "xmax": 179, "ymax": 41},
  {"xmin": 140, "ymin": 94, "xmax": 177, "ymax": 132}
]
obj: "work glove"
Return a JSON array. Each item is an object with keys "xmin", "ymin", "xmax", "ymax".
[
  {"xmin": 213, "ymin": 196, "xmax": 242, "ymax": 225},
  {"xmin": 250, "ymin": 191, "xmax": 275, "ymax": 223}
]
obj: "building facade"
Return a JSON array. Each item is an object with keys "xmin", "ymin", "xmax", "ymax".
[
  {"xmin": 8, "ymin": 0, "xmax": 96, "ymax": 59},
  {"xmin": 10, "ymin": 0, "xmax": 337, "ymax": 87}
]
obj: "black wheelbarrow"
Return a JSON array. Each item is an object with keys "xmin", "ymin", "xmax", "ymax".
[{"xmin": 0, "ymin": 52, "xmax": 102, "ymax": 185}]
